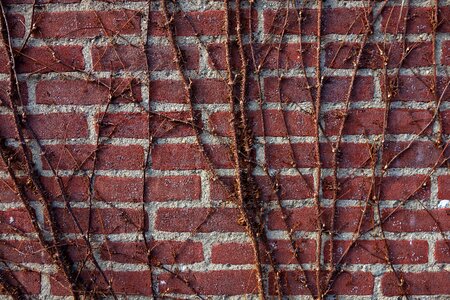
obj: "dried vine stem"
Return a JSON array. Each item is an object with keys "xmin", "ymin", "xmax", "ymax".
[
  {"xmin": 313, "ymin": 1, "xmax": 323, "ymax": 297},
  {"xmin": 223, "ymin": 1, "xmax": 265, "ymax": 298}
]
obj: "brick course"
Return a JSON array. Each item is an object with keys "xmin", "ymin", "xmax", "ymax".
[{"xmin": 0, "ymin": 0, "xmax": 449, "ymax": 298}]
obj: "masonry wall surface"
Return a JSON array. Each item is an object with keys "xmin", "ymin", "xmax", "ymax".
[{"xmin": 0, "ymin": 0, "xmax": 449, "ymax": 299}]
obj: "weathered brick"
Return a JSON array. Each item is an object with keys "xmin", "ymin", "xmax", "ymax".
[
  {"xmin": 434, "ymin": 240, "xmax": 450, "ymax": 263},
  {"xmin": 382, "ymin": 208, "xmax": 450, "ymax": 232},
  {"xmin": 382, "ymin": 272, "xmax": 450, "ymax": 296},
  {"xmin": 155, "ymin": 208, "xmax": 244, "ymax": 232},
  {"xmin": 147, "ymin": 45, "xmax": 199, "ymax": 70},
  {"xmin": 92, "ymin": 45, "xmax": 147, "ymax": 71},
  {"xmin": 42, "ymin": 144, "xmax": 144, "ymax": 170},
  {"xmin": 324, "ymin": 239, "xmax": 429, "ymax": 264},
  {"xmin": 27, "ymin": 113, "xmax": 89, "ymax": 139},
  {"xmin": 34, "ymin": 10, "xmax": 141, "ymax": 38},
  {"xmin": 55, "ymin": 207, "xmax": 144, "ymax": 234},
  {"xmin": 1, "ymin": 271, "xmax": 41, "ymax": 295},
  {"xmin": 158, "ymin": 270, "xmax": 256, "ymax": 295},
  {"xmin": 8, "ymin": 14, "xmax": 25, "ymax": 38},
  {"xmin": 36, "ymin": 78, "xmax": 141, "ymax": 105},
  {"xmin": 100, "ymin": 240, "xmax": 204, "ymax": 264},
  {"xmin": 381, "ymin": 6, "xmax": 433, "ymax": 34},
  {"xmin": 16, "ymin": 46, "xmax": 85, "ymax": 74},
  {"xmin": 152, "ymin": 143, "xmax": 233, "ymax": 170}
]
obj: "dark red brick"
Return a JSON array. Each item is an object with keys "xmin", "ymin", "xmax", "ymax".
[
  {"xmin": 34, "ymin": 10, "xmax": 141, "ymax": 38},
  {"xmin": 158, "ymin": 270, "xmax": 256, "ymax": 295},
  {"xmin": 382, "ymin": 272, "xmax": 450, "ymax": 296},
  {"xmin": 16, "ymin": 46, "xmax": 84, "ymax": 74},
  {"xmin": 100, "ymin": 240, "xmax": 204, "ymax": 264},
  {"xmin": 155, "ymin": 208, "xmax": 244, "ymax": 232}
]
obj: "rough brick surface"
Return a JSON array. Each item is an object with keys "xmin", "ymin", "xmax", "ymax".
[{"xmin": 0, "ymin": 0, "xmax": 449, "ymax": 298}]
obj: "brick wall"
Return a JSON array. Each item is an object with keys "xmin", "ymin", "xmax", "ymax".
[{"xmin": 0, "ymin": 0, "xmax": 449, "ymax": 298}]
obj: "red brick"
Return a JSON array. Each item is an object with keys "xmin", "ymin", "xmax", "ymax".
[
  {"xmin": 209, "ymin": 176, "xmax": 236, "ymax": 202},
  {"xmin": 149, "ymin": 111, "xmax": 195, "ymax": 138},
  {"xmin": 0, "ymin": 114, "xmax": 16, "ymax": 138},
  {"xmin": 36, "ymin": 78, "xmax": 141, "ymax": 105},
  {"xmin": 438, "ymin": 175, "xmax": 450, "ymax": 199},
  {"xmin": 209, "ymin": 109, "xmax": 316, "ymax": 138},
  {"xmin": 158, "ymin": 270, "xmax": 256, "ymax": 295},
  {"xmin": 323, "ymin": 206, "xmax": 375, "ymax": 233},
  {"xmin": 435, "ymin": 240, "xmax": 450, "ymax": 263},
  {"xmin": 55, "ymin": 207, "xmax": 143, "ymax": 234},
  {"xmin": 146, "ymin": 175, "xmax": 201, "ymax": 201},
  {"xmin": 261, "ymin": 43, "xmax": 317, "ymax": 70},
  {"xmin": 34, "ymin": 10, "xmax": 141, "ymax": 38},
  {"xmin": 208, "ymin": 42, "xmax": 316, "ymax": 71},
  {"xmin": 264, "ymin": 9, "xmax": 317, "ymax": 35},
  {"xmin": 100, "ymin": 240, "xmax": 204, "ymax": 264},
  {"xmin": 149, "ymin": 80, "xmax": 184, "ymax": 103},
  {"xmin": 5, "ymin": 0, "xmax": 78, "ymax": 3},
  {"xmin": 264, "ymin": 76, "xmax": 313, "ymax": 103},
  {"xmin": 325, "ymin": 239, "xmax": 428, "ymax": 264},
  {"xmin": 379, "ymin": 175, "xmax": 430, "ymax": 201},
  {"xmin": 63, "ymin": 239, "xmax": 89, "ymax": 263},
  {"xmin": 322, "ymin": 176, "xmax": 371, "ymax": 200},
  {"xmin": 94, "ymin": 176, "xmax": 143, "ymax": 202},
  {"xmin": 36, "ymin": 176, "xmax": 89, "ymax": 202},
  {"xmin": 382, "ymin": 272, "xmax": 450, "ymax": 296},
  {"xmin": 1, "ymin": 271, "xmax": 41, "ymax": 295},
  {"xmin": 150, "ymin": 79, "xmax": 228, "ymax": 104},
  {"xmin": 268, "ymin": 207, "xmax": 317, "ymax": 232},
  {"xmin": 52, "ymin": 271, "xmax": 152, "ymax": 296},
  {"xmin": 92, "ymin": 45, "xmax": 147, "ymax": 71},
  {"xmin": 16, "ymin": 46, "xmax": 84, "ymax": 74},
  {"xmin": 149, "ymin": 9, "xmax": 255, "ymax": 37},
  {"xmin": 0, "ymin": 145, "xmax": 27, "ymax": 173},
  {"xmin": 268, "ymin": 206, "xmax": 374, "ymax": 233},
  {"xmin": 27, "ymin": 113, "xmax": 88, "ymax": 139},
  {"xmin": 442, "ymin": 110, "xmax": 450, "ymax": 135},
  {"xmin": 155, "ymin": 208, "xmax": 244, "ymax": 232},
  {"xmin": 147, "ymin": 45, "xmax": 199, "ymax": 70},
  {"xmin": 438, "ymin": 6, "xmax": 450, "ymax": 32},
  {"xmin": 388, "ymin": 109, "xmax": 433, "ymax": 134},
  {"xmin": 272, "ymin": 271, "xmax": 374, "ymax": 295},
  {"xmin": 256, "ymin": 175, "xmax": 314, "ymax": 201},
  {"xmin": 381, "ymin": 6, "xmax": 433, "ymax": 34},
  {"xmin": 325, "ymin": 42, "xmax": 432, "ymax": 69},
  {"xmin": 323, "ymin": 109, "xmax": 383, "ymax": 136},
  {"xmin": 268, "ymin": 142, "xmax": 373, "ymax": 170},
  {"xmin": 321, "ymin": 142, "xmax": 373, "ymax": 168},
  {"xmin": 152, "ymin": 143, "xmax": 233, "ymax": 170},
  {"xmin": 42, "ymin": 144, "xmax": 144, "ymax": 170},
  {"xmin": 322, "ymin": 76, "xmax": 374, "ymax": 103},
  {"xmin": 0, "ymin": 179, "xmax": 20, "ymax": 202},
  {"xmin": 382, "ymin": 208, "xmax": 450, "ymax": 232},
  {"xmin": 8, "ymin": 14, "xmax": 25, "ymax": 38},
  {"xmin": 211, "ymin": 239, "xmax": 316, "ymax": 265},
  {"xmin": 0, "ymin": 208, "xmax": 34, "ymax": 234},
  {"xmin": 249, "ymin": 109, "xmax": 315, "ymax": 137},
  {"xmin": 0, "ymin": 47, "xmax": 10, "ymax": 74},
  {"xmin": 443, "ymin": 41, "xmax": 450, "ymax": 65},
  {"xmin": 0, "ymin": 240, "xmax": 50, "ymax": 263},
  {"xmin": 150, "ymin": 11, "xmax": 223, "ymax": 36},
  {"xmin": 382, "ymin": 141, "xmax": 446, "ymax": 168},
  {"xmin": 385, "ymin": 75, "xmax": 434, "ymax": 102},
  {"xmin": 0, "ymin": 81, "xmax": 28, "ymax": 106},
  {"xmin": 192, "ymin": 79, "xmax": 229, "ymax": 104},
  {"xmin": 266, "ymin": 142, "xmax": 316, "ymax": 169},
  {"xmin": 99, "ymin": 112, "xmax": 148, "ymax": 138},
  {"xmin": 323, "ymin": 8, "xmax": 369, "ymax": 34}
]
